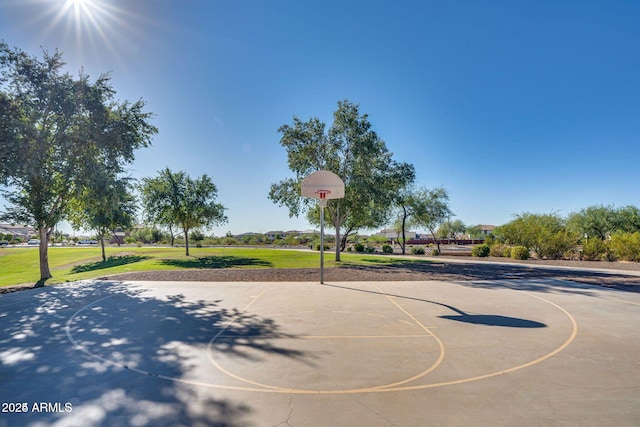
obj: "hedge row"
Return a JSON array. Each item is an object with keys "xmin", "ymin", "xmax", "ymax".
[
  {"xmin": 583, "ymin": 232, "xmax": 640, "ymax": 262},
  {"xmin": 472, "ymin": 244, "xmax": 530, "ymax": 260}
]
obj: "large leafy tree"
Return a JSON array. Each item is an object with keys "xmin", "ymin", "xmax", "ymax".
[
  {"xmin": 269, "ymin": 100, "xmax": 415, "ymax": 261},
  {"xmin": 567, "ymin": 204, "xmax": 640, "ymax": 240},
  {"xmin": 566, "ymin": 204, "xmax": 619, "ymax": 241},
  {"xmin": 68, "ymin": 172, "xmax": 136, "ymax": 262},
  {"xmin": 466, "ymin": 225, "xmax": 485, "ymax": 240},
  {"xmin": 437, "ymin": 219, "xmax": 466, "ymax": 242},
  {"xmin": 140, "ymin": 168, "xmax": 227, "ymax": 256},
  {"xmin": 0, "ymin": 42, "xmax": 157, "ymax": 282},
  {"xmin": 139, "ymin": 169, "xmax": 180, "ymax": 245},
  {"xmin": 496, "ymin": 212, "xmax": 578, "ymax": 259},
  {"xmin": 410, "ymin": 187, "xmax": 452, "ymax": 253},
  {"xmin": 616, "ymin": 205, "xmax": 640, "ymax": 234},
  {"xmin": 392, "ymin": 188, "xmax": 420, "ymax": 255}
]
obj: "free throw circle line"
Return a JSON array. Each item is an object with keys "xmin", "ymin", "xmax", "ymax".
[
  {"xmin": 66, "ymin": 281, "xmax": 579, "ymax": 395},
  {"xmin": 374, "ymin": 290, "xmax": 579, "ymax": 392},
  {"xmin": 205, "ymin": 283, "xmax": 445, "ymax": 394},
  {"xmin": 367, "ymin": 284, "xmax": 446, "ymax": 390}
]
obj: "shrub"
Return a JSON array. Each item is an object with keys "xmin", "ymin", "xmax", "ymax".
[
  {"xmin": 411, "ymin": 246, "xmax": 426, "ymax": 255},
  {"xmin": 366, "ymin": 246, "xmax": 375, "ymax": 253},
  {"xmin": 490, "ymin": 243, "xmax": 508, "ymax": 257},
  {"xmin": 315, "ymin": 243, "xmax": 331, "ymax": 251},
  {"xmin": 471, "ymin": 244, "xmax": 490, "ymax": 257},
  {"xmin": 431, "ymin": 248, "xmax": 439, "ymax": 256},
  {"xmin": 603, "ymin": 248, "xmax": 617, "ymax": 262},
  {"xmin": 582, "ymin": 239, "xmax": 607, "ymax": 261},
  {"xmin": 511, "ymin": 246, "xmax": 530, "ymax": 260},
  {"xmin": 382, "ymin": 244, "xmax": 393, "ymax": 254},
  {"xmin": 224, "ymin": 237, "xmax": 237, "ymax": 245},
  {"xmin": 536, "ymin": 231, "xmax": 578, "ymax": 260},
  {"xmin": 503, "ymin": 247, "xmax": 512, "ymax": 258},
  {"xmin": 354, "ymin": 243, "xmax": 365, "ymax": 253},
  {"xmin": 563, "ymin": 248, "xmax": 580, "ymax": 260},
  {"xmin": 484, "ymin": 234, "xmax": 496, "ymax": 246},
  {"xmin": 609, "ymin": 232, "xmax": 640, "ymax": 262}
]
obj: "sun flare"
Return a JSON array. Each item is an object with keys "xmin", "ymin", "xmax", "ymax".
[
  {"xmin": 63, "ymin": 0, "xmax": 97, "ymax": 19},
  {"xmin": 25, "ymin": 0, "xmax": 151, "ymax": 72},
  {"xmin": 45, "ymin": 0, "xmax": 137, "ymax": 66}
]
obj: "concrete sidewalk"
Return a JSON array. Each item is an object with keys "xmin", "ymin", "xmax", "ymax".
[
  {"xmin": 421, "ymin": 254, "xmax": 640, "ymax": 276},
  {"xmin": 1, "ymin": 278, "xmax": 639, "ymax": 426}
]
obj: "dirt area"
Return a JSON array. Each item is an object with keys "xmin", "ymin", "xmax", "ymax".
[
  {"xmin": 4, "ymin": 257, "xmax": 640, "ymax": 295},
  {"xmin": 102, "ymin": 256, "xmax": 640, "ymax": 293}
]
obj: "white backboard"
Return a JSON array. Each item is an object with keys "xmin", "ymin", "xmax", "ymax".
[{"xmin": 301, "ymin": 170, "xmax": 345, "ymax": 200}]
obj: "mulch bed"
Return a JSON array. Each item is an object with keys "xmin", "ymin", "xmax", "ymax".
[
  {"xmin": 103, "ymin": 261, "xmax": 640, "ymax": 293},
  {"xmin": 3, "ymin": 257, "xmax": 640, "ymax": 294}
]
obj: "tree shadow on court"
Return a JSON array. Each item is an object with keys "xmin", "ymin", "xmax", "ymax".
[
  {"xmin": 161, "ymin": 255, "xmax": 272, "ymax": 269},
  {"xmin": 70, "ymin": 255, "xmax": 152, "ymax": 274},
  {"xmin": 0, "ymin": 281, "xmax": 310, "ymax": 427}
]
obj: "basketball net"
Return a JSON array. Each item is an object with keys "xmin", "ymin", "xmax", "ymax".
[{"xmin": 315, "ymin": 190, "xmax": 331, "ymax": 208}]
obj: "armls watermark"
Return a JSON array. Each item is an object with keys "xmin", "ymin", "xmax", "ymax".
[{"xmin": 2, "ymin": 402, "xmax": 73, "ymax": 413}]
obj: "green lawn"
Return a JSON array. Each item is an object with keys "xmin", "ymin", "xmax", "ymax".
[{"xmin": 0, "ymin": 246, "xmax": 428, "ymax": 287}]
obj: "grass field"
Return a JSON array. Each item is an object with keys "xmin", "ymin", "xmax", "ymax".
[{"xmin": 0, "ymin": 246, "xmax": 426, "ymax": 287}]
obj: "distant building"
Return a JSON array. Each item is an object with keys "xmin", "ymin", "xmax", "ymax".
[
  {"xmin": 0, "ymin": 223, "xmax": 36, "ymax": 241},
  {"xmin": 463, "ymin": 224, "xmax": 496, "ymax": 240},
  {"xmin": 109, "ymin": 230, "xmax": 127, "ymax": 245},
  {"xmin": 479, "ymin": 225, "xmax": 496, "ymax": 235},
  {"xmin": 376, "ymin": 228, "xmax": 417, "ymax": 240},
  {"xmin": 265, "ymin": 231, "xmax": 285, "ymax": 241},
  {"xmin": 415, "ymin": 232, "xmax": 434, "ymax": 240}
]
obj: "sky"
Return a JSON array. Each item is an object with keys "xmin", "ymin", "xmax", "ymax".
[{"xmin": 0, "ymin": 0, "xmax": 639, "ymax": 236}]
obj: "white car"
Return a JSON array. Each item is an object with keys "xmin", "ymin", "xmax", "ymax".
[
  {"xmin": 27, "ymin": 239, "xmax": 40, "ymax": 245},
  {"xmin": 78, "ymin": 240, "xmax": 98, "ymax": 245}
]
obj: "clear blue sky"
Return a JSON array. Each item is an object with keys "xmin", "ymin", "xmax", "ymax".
[{"xmin": 1, "ymin": 0, "xmax": 639, "ymax": 236}]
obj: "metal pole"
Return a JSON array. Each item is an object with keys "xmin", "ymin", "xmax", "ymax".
[{"xmin": 320, "ymin": 202, "xmax": 324, "ymax": 284}]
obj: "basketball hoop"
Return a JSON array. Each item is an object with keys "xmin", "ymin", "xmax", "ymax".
[
  {"xmin": 300, "ymin": 171, "xmax": 345, "ymax": 284},
  {"xmin": 315, "ymin": 190, "xmax": 331, "ymax": 207},
  {"xmin": 301, "ymin": 171, "xmax": 344, "ymax": 201}
]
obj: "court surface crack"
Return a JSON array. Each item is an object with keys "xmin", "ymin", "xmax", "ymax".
[{"xmin": 273, "ymin": 394, "xmax": 294, "ymax": 426}]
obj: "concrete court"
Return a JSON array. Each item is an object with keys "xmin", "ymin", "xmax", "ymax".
[{"xmin": 1, "ymin": 277, "xmax": 639, "ymax": 427}]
